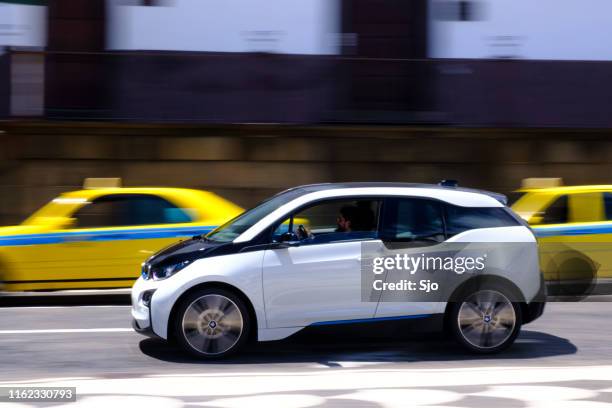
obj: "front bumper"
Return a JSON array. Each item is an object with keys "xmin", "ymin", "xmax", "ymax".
[
  {"xmin": 132, "ymin": 318, "xmax": 159, "ymax": 338},
  {"xmin": 131, "ymin": 277, "xmax": 161, "ymax": 336}
]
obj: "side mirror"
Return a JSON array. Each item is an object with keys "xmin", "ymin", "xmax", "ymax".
[
  {"xmin": 277, "ymin": 232, "xmax": 301, "ymax": 247},
  {"xmin": 279, "ymin": 232, "xmax": 298, "ymax": 242}
]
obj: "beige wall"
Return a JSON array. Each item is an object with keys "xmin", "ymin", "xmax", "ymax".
[{"xmin": 1, "ymin": 121, "xmax": 611, "ymax": 225}]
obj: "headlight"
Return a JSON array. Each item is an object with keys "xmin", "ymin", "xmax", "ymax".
[
  {"xmin": 141, "ymin": 262, "xmax": 151, "ymax": 280},
  {"xmin": 152, "ymin": 260, "xmax": 191, "ymax": 281}
]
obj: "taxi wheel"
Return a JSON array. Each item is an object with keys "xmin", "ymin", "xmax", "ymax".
[
  {"xmin": 174, "ymin": 288, "xmax": 250, "ymax": 359},
  {"xmin": 448, "ymin": 288, "xmax": 522, "ymax": 354}
]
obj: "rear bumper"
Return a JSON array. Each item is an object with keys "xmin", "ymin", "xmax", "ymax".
[
  {"xmin": 524, "ymin": 273, "xmax": 547, "ymax": 324},
  {"xmin": 523, "ymin": 301, "xmax": 545, "ymax": 324}
]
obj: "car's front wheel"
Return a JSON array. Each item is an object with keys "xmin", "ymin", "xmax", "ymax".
[
  {"xmin": 448, "ymin": 288, "xmax": 522, "ymax": 354},
  {"xmin": 174, "ymin": 288, "xmax": 250, "ymax": 359}
]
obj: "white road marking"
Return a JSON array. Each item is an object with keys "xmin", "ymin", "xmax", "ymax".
[
  {"xmin": 0, "ymin": 328, "xmax": 132, "ymax": 334},
  {"xmin": 0, "ymin": 305, "xmax": 131, "ymax": 310},
  {"xmin": 2, "ymin": 365, "xmax": 612, "ymax": 395},
  {"xmin": 326, "ymin": 361, "xmax": 382, "ymax": 368},
  {"xmin": 331, "ymin": 389, "xmax": 462, "ymax": 407},
  {"xmin": 143, "ymin": 365, "xmax": 608, "ymax": 379},
  {"xmin": 64, "ymin": 396, "xmax": 183, "ymax": 408},
  {"xmin": 523, "ymin": 402, "xmax": 612, "ymax": 408},
  {"xmin": 2, "ymin": 366, "xmax": 612, "ymax": 408},
  {"xmin": 472, "ymin": 385, "xmax": 597, "ymax": 402},
  {"xmin": 197, "ymin": 394, "xmax": 325, "ymax": 408}
]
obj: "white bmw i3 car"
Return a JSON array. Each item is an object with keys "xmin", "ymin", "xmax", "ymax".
[{"xmin": 132, "ymin": 183, "xmax": 545, "ymax": 358}]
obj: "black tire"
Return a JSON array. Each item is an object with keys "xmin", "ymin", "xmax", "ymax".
[
  {"xmin": 447, "ymin": 284, "xmax": 523, "ymax": 354},
  {"xmin": 173, "ymin": 287, "xmax": 250, "ymax": 359}
]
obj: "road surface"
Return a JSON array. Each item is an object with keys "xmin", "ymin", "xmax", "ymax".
[{"xmin": 0, "ymin": 297, "xmax": 611, "ymax": 407}]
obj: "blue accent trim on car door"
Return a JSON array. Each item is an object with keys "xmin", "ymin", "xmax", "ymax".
[{"xmin": 310, "ymin": 314, "xmax": 432, "ymax": 326}]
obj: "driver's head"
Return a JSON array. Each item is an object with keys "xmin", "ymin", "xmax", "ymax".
[{"xmin": 337, "ymin": 205, "xmax": 358, "ymax": 232}]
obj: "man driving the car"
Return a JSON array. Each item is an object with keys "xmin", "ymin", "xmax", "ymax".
[{"xmin": 336, "ymin": 205, "xmax": 358, "ymax": 233}]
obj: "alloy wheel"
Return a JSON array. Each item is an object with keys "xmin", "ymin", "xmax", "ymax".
[
  {"xmin": 457, "ymin": 289, "xmax": 516, "ymax": 350},
  {"xmin": 181, "ymin": 294, "xmax": 244, "ymax": 355}
]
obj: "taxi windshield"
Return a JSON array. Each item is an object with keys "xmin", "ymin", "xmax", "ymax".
[{"xmin": 206, "ymin": 189, "xmax": 302, "ymax": 243}]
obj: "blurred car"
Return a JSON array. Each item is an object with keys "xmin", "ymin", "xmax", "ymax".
[
  {"xmin": 512, "ymin": 178, "xmax": 612, "ymax": 294},
  {"xmin": 133, "ymin": 182, "xmax": 545, "ymax": 358},
  {"xmin": 0, "ymin": 180, "xmax": 243, "ymax": 292}
]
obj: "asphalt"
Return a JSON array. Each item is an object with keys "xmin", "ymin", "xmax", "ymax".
[{"xmin": 0, "ymin": 296, "xmax": 611, "ymax": 407}]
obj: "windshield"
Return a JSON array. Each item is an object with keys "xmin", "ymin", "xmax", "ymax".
[{"xmin": 206, "ymin": 189, "xmax": 303, "ymax": 243}]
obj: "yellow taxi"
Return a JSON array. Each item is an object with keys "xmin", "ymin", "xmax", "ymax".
[
  {"xmin": 512, "ymin": 178, "xmax": 612, "ymax": 293},
  {"xmin": 0, "ymin": 179, "xmax": 243, "ymax": 292}
]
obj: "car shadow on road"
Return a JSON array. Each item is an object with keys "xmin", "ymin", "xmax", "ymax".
[{"xmin": 139, "ymin": 330, "xmax": 576, "ymax": 365}]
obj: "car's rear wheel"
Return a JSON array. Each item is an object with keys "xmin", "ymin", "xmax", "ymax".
[
  {"xmin": 174, "ymin": 288, "xmax": 250, "ymax": 359},
  {"xmin": 448, "ymin": 288, "xmax": 522, "ymax": 354}
]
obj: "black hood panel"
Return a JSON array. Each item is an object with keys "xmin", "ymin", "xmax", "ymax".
[{"xmin": 146, "ymin": 237, "xmax": 226, "ymax": 270}]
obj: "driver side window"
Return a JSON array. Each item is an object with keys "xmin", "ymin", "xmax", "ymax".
[{"xmin": 272, "ymin": 198, "xmax": 381, "ymax": 245}]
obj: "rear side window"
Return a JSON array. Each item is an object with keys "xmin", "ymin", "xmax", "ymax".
[
  {"xmin": 541, "ymin": 195, "xmax": 568, "ymax": 225},
  {"xmin": 445, "ymin": 205, "xmax": 520, "ymax": 237},
  {"xmin": 603, "ymin": 193, "xmax": 612, "ymax": 220},
  {"xmin": 506, "ymin": 192, "xmax": 526, "ymax": 206},
  {"xmin": 73, "ymin": 194, "xmax": 192, "ymax": 228},
  {"xmin": 381, "ymin": 198, "xmax": 445, "ymax": 244}
]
